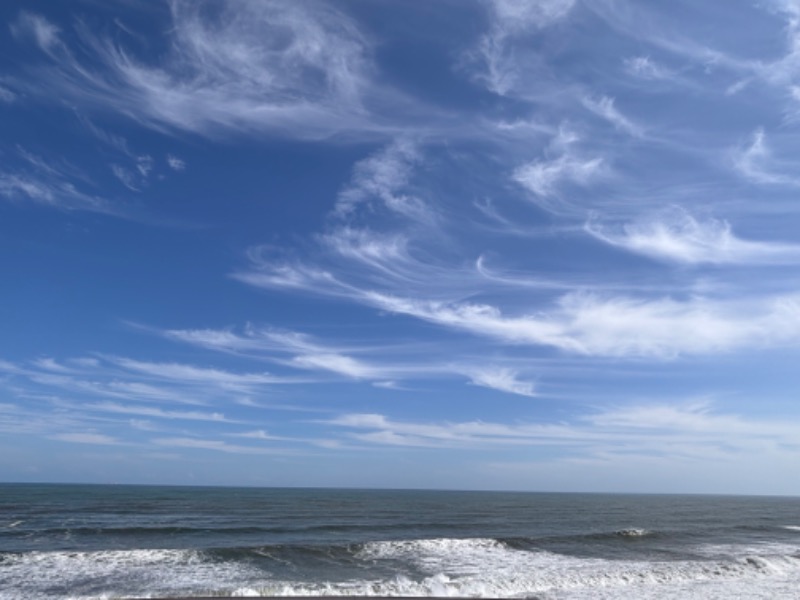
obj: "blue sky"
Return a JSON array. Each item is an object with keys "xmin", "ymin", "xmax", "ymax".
[{"xmin": 2, "ymin": 0, "xmax": 800, "ymax": 494}]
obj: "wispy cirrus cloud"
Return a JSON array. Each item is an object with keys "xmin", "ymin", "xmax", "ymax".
[
  {"xmin": 732, "ymin": 128, "xmax": 800, "ymax": 186},
  {"xmin": 512, "ymin": 127, "xmax": 607, "ymax": 205},
  {"xmin": 353, "ymin": 290, "xmax": 800, "ymax": 359},
  {"xmin": 0, "ymin": 355, "xmax": 301, "ymax": 409},
  {"xmin": 151, "ymin": 437, "xmax": 302, "ymax": 455},
  {"xmin": 10, "ymin": 11, "xmax": 62, "ymax": 53},
  {"xmin": 108, "ymin": 356, "xmax": 292, "ymax": 387},
  {"xmin": 166, "ymin": 154, "xmax": 186, "ymax": 171},
  {"xmin": 163, "ymin": 325, "xmax": 387, "ymax": 380},
  {"xmin": 335, "ymin": 139, "xmax": 434, "ymax": 224},
  {"xmin": 466, "ymin": 367, "xmax": 537, "ymax": 397},
  {"xmin": 471, "ymin": 0, "xmax": 576, "ymax": 96},
  {"xmin": 8, "ymin": 1, "xmax": 397, "ymax": 140},
  {"xmin": 0, "ymin": 147, "xmax": 113, "ymax": 213},
  {"xmin": 0, "ymin": 85, "xmax": 16, "ymax": 103},
  {"xmin": 622, "ymin": 56, "xmax": 673, "ymax": 81},
  {"xmin": 581, "ymin": 95, "xmax": 643, "ymax": 137},
  {"xmin": 84, "ymin": 401, "xmax": 231, "ymax": 423},
  {"xmin": 329, "ymin": 400, "xmax": 800, "ymax": 453},
  {"xmin": 49, "ymin": 432, "xmax": 122, "ymax": 446},
  {"xmin": 585, "ymin": 207, "xmax": 800, "ymax": 265}
]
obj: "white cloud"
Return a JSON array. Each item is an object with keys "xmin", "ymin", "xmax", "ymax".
[
  {"xmin": 373, "ymin": 380, "xmax": 400, "ymax": 390},
  {"xmin": 0, "ymin": 173, "xmax": 58, "ymax": 205},
  {"xmin": 514, "ymin": 155, "xmax": 604, "ymax": 198},
  {"xmin": 489, "ymin": 0, "xmax": 576, "ymax": 30},
  {"xmin": 167, "ymin": 154, "xmax": 186, "ymax": 171},
  {"xmin": 290, "ymin": 353, "xmax": 379, "ymax": 379},
  {"xmin": 233, "ymin": 430, "xmax": 278, "ymax": 440},
  {"xmin": 363, "ymin": 289, "xmax": 800, "ymax": 359},
  {"xmin": 732, "ymin": 128, "xmax": 800, "ymax": 186},
  {"xmin": 163, "ymin": 324, "xmax": 394, "ymax": 381},
  {"xmin": 111, "ymin": 164, "xmax": 139, "ymax": 191},
  {"xmin": 50, "ymin": 432, "xmax": 120, "ymax": 445},
  {"xmin": 151, "ymin": 437, "xmax": 286, "ymax": 455},
  {"xmin": 86, "ymin": 402, "xmax": 230, "ymax": 423},
  {"xmin": 585, "ymin": 208, "xmax": 800, "ymax": 265},
  {"xmin": 623, "ymin": 56, "xmax": 671, "ymax": 80},
  {"xmin": 513, "ymin": 127, "xmax": 606, "ymax": 201},
  {"xmin": 0, "ymin": 85, "xmax": 16, "ymax": 103},
  {"xmin": 0, "ymin": 355, "xmax": 302, "ymax": 412},
  {"xmin": 0, "ymin": 148, "xmax": 113, "ymax": 213},
  {"xmin": 11, "ymin": 2, "xmax": 382, "ymax": 140},
  {"xmin": 474, "ymin": 0, "xmax": 576, "ymax": 95},
  {"xmin": 329, "ymin": 401, "xmax": 800, "ymax": 453},
  {"xmin": 467, "ymin": 367, "xmax": 537, "ymax": 397},
  {"xmin": 11, "ymin": 12, "xmax": 62, "ymax": 54},
  {"xmin": 581, "ymin": 95, "xmax": 643, "ymax": 137},
  {"xmin": 110, "ymin": 357, "xmax": 287, "ymax": 386},
  {"xmin": 321, "ymin": 228, "xmax": 414, "ymax": 274},
  {"xmin": 336, "ymin": 139, "xmax": 435, "ymax": 225},
  {"xmin": 163, "ymin": 327, "xmax": 262, "ymax": 353},
  {"xmin": 136, "ymin": 155, "xmax": 153, "ymax": 177}
]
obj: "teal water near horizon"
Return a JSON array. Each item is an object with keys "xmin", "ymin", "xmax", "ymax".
[{"xmin": 1, "ymin": 483, "xmax": 799, "ymax": 599}]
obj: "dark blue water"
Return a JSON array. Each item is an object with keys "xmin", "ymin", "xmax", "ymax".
[{"xmin": 1, "ymin": 484, "xmax": 799, "ymax": 599}]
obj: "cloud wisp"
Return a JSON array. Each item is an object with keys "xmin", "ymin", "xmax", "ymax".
[
  {"xmin": 0, "ymin": 147, "xmax": 113, "ymax": 213},
  {"xmin": 512, "ymin": 127, "xmax": 607, "ymax": 211},
  {"xmin": 8, "ymin": 1, "xmax": 397, "ymax": 140},
  {"xmin": 328, "ymin": 400, "xmax": 800, "ymax": 454},
  {"xmin": 471, "ymin": 0, "xmax": 576, "ymax": 96},
  {"xmin": 162, "ymin": 324, "xmax": 541, "ymax": 397},
  {"xmin": 731, "ymin": 128, "xmax": 800, "ymax": 187},
  {"xmin": 585, "ymin": 207, "xmax": 800, "ymax": 265}
]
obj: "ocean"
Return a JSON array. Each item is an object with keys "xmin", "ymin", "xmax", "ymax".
[{"xmin": 1, "ymin": 484, "xmax": 799, "ymax": 599}]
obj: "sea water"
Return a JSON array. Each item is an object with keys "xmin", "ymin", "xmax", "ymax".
[{"xmin": 1, "ymin": 483, "xmax": 799, "ymax": 599}]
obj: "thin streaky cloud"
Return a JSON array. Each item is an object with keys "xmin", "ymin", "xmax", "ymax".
[
  {"xmin": 0, "ymin": 147, "xmax": 115, "ymax": 214},
  {"xmin": 0, "ymin": 85, "xmax": 17, "ymax": 103},
  {"xmin": 49, "ymin": 432, "xmax": 122, "ymax": 446},
  {"xmin": 111, "ymin": 164, "xmax": 140, "ymax": 191},
  {"xmin": 151, "ymin": 437, "xmax": 299, "ymax": 455},
  {"xmin": 471, "ymin": 0, "xmax": 576, "ymax": 96},
  {"xmin": 166, "ymin": 154, "xmax": 186, "ymax": 171},
  {"xmin": 585, "ymin": 208, "xmax": 800, "ymax": 265},
  {"xmin": 328, "ymin": 401, "xmax": 800, "ymax": 452},
  {"xmin": 360, "ymin": 290, "xmax": 800, "ymax": 359},
  {"xmin": 466, "ymin": 367, "xmax": 537, "ymax": 398},
  {"xmin": 731, "ymin": 128, "xmax": 800, "ymax": 186},
  {"xmin": 10, "ymin": 11, "xmax": 62, "ymax": 53},
  {"xmin": 84, "ymin": 402, "xmax": 232, "ymax": 423},
  {"xmin": 512, "ymin": 127, "xmax": 607, "ymax": 204},
  {"xmin": 335, "ymin": 139, "xmax": 430, "ymax": 223},
  {"xmin": 289, "ymin": 353, "xmax": 382, "ymax": 380},
  {"xmin": 7, "ymin": 2, "xmax": 402, "ymax": 140},
  {"xmin": 581, "ymin": 95, "xmax": 643, "ymax": 137},
  {"xmin": 622, "ymin": 56, "xmax": 672, "ymax": 81},
  {"xmin": 109, "ymin": 356, "xmax": 297, "ymax": 386}
]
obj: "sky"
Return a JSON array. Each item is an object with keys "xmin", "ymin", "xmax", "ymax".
[{"xmin": 2, "ymin": 0, "xmax": 800, "ymax": 495}]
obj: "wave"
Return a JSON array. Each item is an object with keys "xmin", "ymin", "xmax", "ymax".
[
  {"xmin": 614, "ymin": 528, "xmax": 651, "ymax": 538},
  {"xmin": 3, "ymin": 537, "xmax": 800, "ymax": 600}
]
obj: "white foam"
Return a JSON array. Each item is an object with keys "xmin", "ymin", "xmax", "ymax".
[
  {"xmin": 615, "ymin": 528, "xmax": 650, "ymax": 537},
  {"xmin": 692, "ymin": 540, "xmax": 800, "ymax": 560},
  {"xmin": 4, "ymin": 538, "xmax": 800, "ymax": 600},
  {"xmin": 347, "ymin": 537, "xmax": 800, "ymax": 598},
  {"xmin": 357, "ymin": 538, "xmax": 507, "ymax": 576},
  {"xmin": 783, "ymin": 525, "xmax": 800, "ymax": 532},
  {"xmin": 0, "ymin": 549, "xmax": 261, "ymax": 600}
]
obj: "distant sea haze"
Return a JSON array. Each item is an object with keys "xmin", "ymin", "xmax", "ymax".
[{"xmin": 1, "ymin": 484, "xmax": 800, "ymax": 599}]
